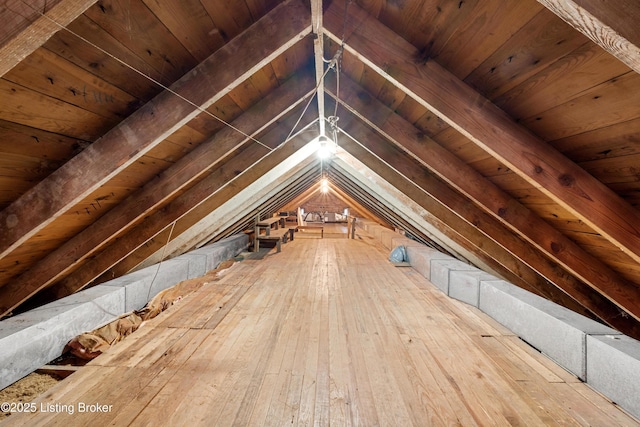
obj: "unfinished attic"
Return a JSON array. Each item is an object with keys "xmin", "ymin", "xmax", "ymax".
[{"xmin": 1, "ymin": 0, "xmax": 640, "ymax": 424}]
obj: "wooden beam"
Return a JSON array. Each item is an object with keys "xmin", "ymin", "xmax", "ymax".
[
  {"xmin": 155, "ymin": 161, "xmax": 319, "ymax": 260},
  {"xmin": 328, "ymin": 73, "xmax": 640, "ymax": 325},
  {"xmin": 324, "ymin": 186, "xmax": 380, "ymax": 223},
  {"xmin": 0, "ymin": 73, "xmax": 314, "ymax": 317},
  {"xmin": 0, "ymin": 0, "xmax": 97, "ymax": 77},
  {"xmin": 328, "ymin": 170, "xmax": 435, "ymax": 245},
  {"xmin": 311, "ymin": 0, "xmax": 326, "ymax": 135},
  {"xmin": 47, "ymin": 117, "xmax": 316, "ymax": 301},
  {"xmin": 98, "ymin": 142, "xmax": 318, "ymax": 282},
  {"xmin": 324, "ymin": 0, "xmax": 640, "ymax": 265},
  {"xmin": 155, "ymin": 151, "xmax": 319, "ymax": 262},
  {"xmin": 0, "ymin": 0, "xmax": 311, "ymax": 262},
  {"xmin": 537, "ymin": 0, "xmax": 640, "ymax": 75},
  {"xmin": 331, "ymin": 156, "xmax": 468, "ymax": 259},
  {"xmin": 338, "ymin": 115, "xmax": 640, "ymax": 338}
]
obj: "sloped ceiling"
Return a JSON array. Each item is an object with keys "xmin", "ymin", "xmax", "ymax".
[{"xmin": 1, "ymin": 0, "xmax": 640, "ymax": 339}]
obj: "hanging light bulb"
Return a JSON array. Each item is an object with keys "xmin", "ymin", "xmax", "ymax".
[
  {"xmin": 317, "ymin": 135, "xmax": 331, "ymax": 159},
  {"xmin": 321, "ymin": 178, "xmax": 329, "ymax": 193}
]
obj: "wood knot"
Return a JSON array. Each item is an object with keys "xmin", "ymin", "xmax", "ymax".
[
  {"xmin": 497, "ymin": 207, "xmax": 508, "ymax": 217},
  {"xmin": 558, "ymin": 174, "xmax": 574, "ymax": 187},
  {"xmin": 6, "ymin": 213, "xmax": 18, "ymax": 229},
  {"xmin": 550, "ymin": 242, "xmax": 562, "ymax": 253},
  {"xmin": 534, "ymin": 165, "xmax": 543, "ymax": 174}
]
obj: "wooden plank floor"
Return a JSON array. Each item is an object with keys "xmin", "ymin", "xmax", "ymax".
[{"xmin": 5, "ymin": 226, "xmax": 639, "ymax": 426}]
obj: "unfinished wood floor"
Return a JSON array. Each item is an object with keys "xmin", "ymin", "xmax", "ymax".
[{"xmin": 5, "ymin": 228, "xmax": 639, "ymax": 426}]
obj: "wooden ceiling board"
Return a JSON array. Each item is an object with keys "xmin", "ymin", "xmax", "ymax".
[
  {"xmin": 551, "ymin": 117, "xmax": 640, "ymax": 162},
  {"xmin": 0, "ymin": 78, "xmax": 117, "ymax": 140},
  {"xmin": 487, "ymin": 171, "xmax": 555, "ymax": 192},
  {"xmin": 412, "ymin": 110, "xmax": 449, "ymax": 137},
  {"xmin": 376, "ymin": 78, "xmax": 407, "ymax": 111},
  {"xmin": 376, "ymin": 0, "xmax": 444, "ymax": 46},
  {"xmin": 0, "ymin": 179, "xmax": 35, "ymax": 211},
  {"xmin": 464, "ymin": 8, "xmax": 589, "ymax": 99},
  {"xmin": 580, "ymin": 154, "xmax": 640, "ymax": 186},
  {"xmin": 244, "ymin": 0, "xmax": 283, "ymax": 21},
  {"xmin": 43, "ymin": 15, "xmax": 166, "ymax": 100},
  {"xmin": 521, "ymin": 72, "xmax": 640, "ymax": 142},
  {"xmin": 393, "ymin": 94, "xmax": 430, "ymax": 127},
  {"xmin": 430, "ymin": 131, "xmax": 492, "ymax": 166},
  {"xmin": 466, "ymin": 156, "xmax": 514, "ymax": 179},
  {"xmin": 142, "ymin": 140, "xmax": 193, "ymax": 164},
  {"xmin": 200, "ymin": 0, "xmax": 255, "ymax": 42},
  {"xmin": 186, "ymin": 102, "xmax": 240, "ymax": 138},
  {"xmin": 83, "ymin": 0, "xmax": 198, "ymax": 83},
  {"xmin": 434, "ymin": 0, "xmax": 543, "ymax": 79},
  {"xmin": 0, "ymin": 150, "xmax": 62, "ymax": 179},
  {"xmin": 494, "ymin": 42, "xmax": 631, "ymax": 121},
  {"xmin": 141, "ymin": 0, "xmax": 223, "ymax": 62},
  {"xmin": 227, "ymin": 65, "xmax": 278, "ymax": 111},
  {"xmin": 3, "ymin": 47, "xmax": 138, "ymax": 121},
  {"xmin": 164, "ymin": 125, "xmax": 209, "ymax": 150},
  {"xmin": 269, "ymin": 37, "xmax": 314, "ymax": 82}
]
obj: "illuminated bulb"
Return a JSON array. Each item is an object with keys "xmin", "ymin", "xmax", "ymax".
[
  {"xmin": 320, "ymin": 178, "xmax": 329, "ymax": 193},
  {"xmin": 317, "ymin": 142, "xmax": 331, "ymax": 159},
  {"xmin": 316, "ymin": 135, "xmax": 335, "ymax": 159}
]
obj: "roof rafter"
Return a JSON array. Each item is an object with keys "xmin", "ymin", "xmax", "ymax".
[
  {"xmin": 50, "ymin": 114, "xmax": 318, "ymax": 301},
  {"xmin": 328, "ymin": 72, "xmax": 640, "ymax": 327},
  {"xmin": 311, "ymin": 0, "xmax": 326, "ymax": 135},
  {"xmin": 339, "ymin": 117, "xmax": 640, "ymax": 328},
  {"xmin": 336, "ymin": 132, "xmax": 564, "ymax": 303},
  {"xmin": 339, "ymin": 107, "xmax": 640, "ymax": 340},
  {"xmin": 0, "ymin": 0, "xmax": 312, "ymax": 264},
  {"xmin": 0, "ymin": 72, "xmax": 316, "ymax": 317},
  {"xmin": 156, "ymin": 153, "xmax": 320, "ymax": 263},
  {"xmin": 330, "ymin": 157, "xmax": 456, "ymax": 252},
  {"xmin": 327, "ymin": 168, "xmax": 436, "ymax": 247},
  {"xmin": 324, "ymin": 0, "xmax": 640, "ymax": 266}
]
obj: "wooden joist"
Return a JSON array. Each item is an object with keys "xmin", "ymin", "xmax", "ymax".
[
  {"xmin": 0, "ymin": 5, "xmax": 314, "ymax": 317},
  {"xmin": 328, "ymin": 73, "xmax": 640, "ymax": 328},
  {"xmin": 0, "ymin": 0, "xmax": 312, "ymax": 307},
  {"xmin": 337, "ymin": 122, "xmax": 639, "ymax": 332},
  {"xmin": 324, "ymin": 0, "xmax": 640, "ymax": 268},
  {"xmin": 49, "ymin": 125, "xmax": 315, "ymax": 300}
]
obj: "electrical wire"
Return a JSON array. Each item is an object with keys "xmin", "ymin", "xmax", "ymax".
[
  {"xmin": 17, "ymin": 0, "xmax": 354, "ymax": 155},
  {"xmin": 16, "ymin": 0, "xmax": 276, "ymax": 152}
]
